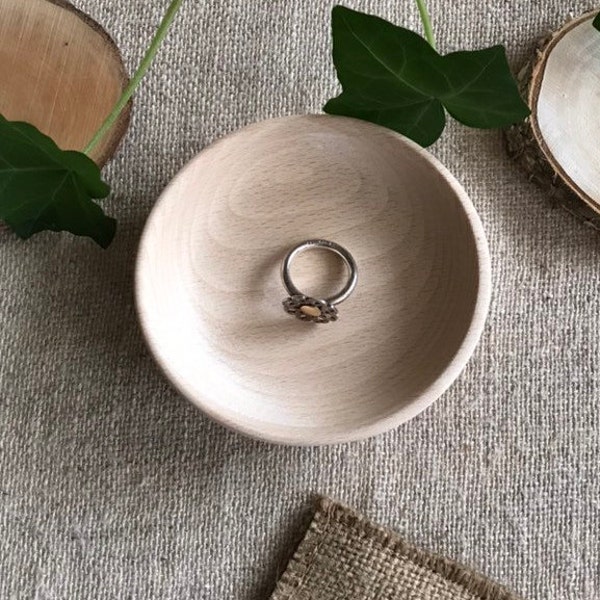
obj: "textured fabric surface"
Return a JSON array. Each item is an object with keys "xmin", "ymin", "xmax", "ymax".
[
  {"xmin": 0, "ymin": 1, "xmax": 599, "ymax": 599},
  {"xmin": 271, "ymin": 499, "xmax": 520, "ymax": 600}
]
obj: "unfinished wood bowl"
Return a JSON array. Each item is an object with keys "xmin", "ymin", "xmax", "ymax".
[{"xmin": 136, "ymin": 115, "xmax": 491, "ymax": 445}]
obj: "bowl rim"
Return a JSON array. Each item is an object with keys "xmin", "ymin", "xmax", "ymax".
[{"xmin": 135, "ymin": 114, "xmax": 492, "ymax": 446}]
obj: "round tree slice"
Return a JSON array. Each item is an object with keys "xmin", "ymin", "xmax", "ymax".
[
  {"xmin": 0, "ymin": 0, "xmax": 131, "ymax": 167},
  {"xmin": 505, "ymin": 11, "xmax": 600, "ymax": 230}
]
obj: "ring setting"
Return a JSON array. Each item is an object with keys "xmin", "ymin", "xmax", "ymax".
[
  {"xmin": 281, "ymin": 239, "xmax": 358, "ymax": 324},
  {"xmin": 283, "ymin": 294, "xmax": 339, "ymax": 323}
]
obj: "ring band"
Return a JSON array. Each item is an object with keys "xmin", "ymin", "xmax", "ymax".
[{"xmin": 281, "ymin": 239, "xmax": 358, "ymax": 323}]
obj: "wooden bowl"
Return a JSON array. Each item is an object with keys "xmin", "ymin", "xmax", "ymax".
[{"xmin": 136, "ymin": 115, "xmax": 491, "ymax": 445}]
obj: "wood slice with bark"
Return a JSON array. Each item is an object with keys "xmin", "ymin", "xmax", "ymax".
[
  {"xmin": 0, "ymin": 0, "xmax": 131, "ymax": 165},
  {"xmin": 505, "ymin": 11, "xmax": 600, "ymax": 231},
  {"xmin": 0, "ymin": 0, "xmax": 131, "ymax": 236}
]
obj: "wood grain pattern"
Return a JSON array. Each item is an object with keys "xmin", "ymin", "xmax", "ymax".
[
  {"xmin": 136, "ymin": 115, "xmax": 491, "ymax": 445},
  {"xmin": 0, "ymin": 0, "xmax": 131, "ymax": 166}
]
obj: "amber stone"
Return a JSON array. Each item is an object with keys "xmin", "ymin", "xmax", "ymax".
[{"xmin": 299, "ymin": 305, "xmax": 321, "ymax": 318}]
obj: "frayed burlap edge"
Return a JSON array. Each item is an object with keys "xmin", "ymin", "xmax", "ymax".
[{"xmin": 271, "ymin": 498, "xmax": 522, "ymax": 600}]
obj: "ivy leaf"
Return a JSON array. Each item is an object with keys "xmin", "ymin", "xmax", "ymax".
[
  {"xmin": 594, "ymin": 12, "xmax": 600, "ymax": 32},
  {"xmin": 0, "ymin": 115, "xmax": 116, "ymax": 248},
  {"xmin": 324, "ymin": 5, "xmax": 530, "ymax": 147}
]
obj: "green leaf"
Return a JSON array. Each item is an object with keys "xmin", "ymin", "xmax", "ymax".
[
  {"xmin": 0, "ymin": 115, "xmax": 116, "ymax": 248},
  {"xmin": 593, "ymin": 12, "xmax": 600, "ymax": 32},
  {"xmin": 439, "ymin": 47, "xmax": 529, "ymax": 128},
  {"xmin": 324, "ymin": 5, "xmax": 530, "ymax": 147}
]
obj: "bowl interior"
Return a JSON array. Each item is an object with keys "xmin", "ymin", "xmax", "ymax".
[{"xmin": 136, "ymin": 115, "xmax": 489, "ymax": 444}]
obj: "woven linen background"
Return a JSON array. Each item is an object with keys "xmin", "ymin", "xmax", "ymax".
[{"xmin": 1, "ymin": 1, "xmax": 599, "ymax": 599}]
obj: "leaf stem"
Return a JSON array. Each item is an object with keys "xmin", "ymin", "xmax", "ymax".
[
  {"xmin": 83, "ymin": 0, "xmax": 184, "ymax": 156},
  {"xmin": 414, "ymin": 0, "xmax": 436, "ymax": 50}
]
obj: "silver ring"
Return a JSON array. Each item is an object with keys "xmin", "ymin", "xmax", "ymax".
[{"xmin": 281, "ymin": 239, "xmax": 358, "ymax": 323}]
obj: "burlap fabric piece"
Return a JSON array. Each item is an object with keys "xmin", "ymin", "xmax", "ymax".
[{"xmin": 271, "ymin": 499, "xmax": 520, "ymax": 600}]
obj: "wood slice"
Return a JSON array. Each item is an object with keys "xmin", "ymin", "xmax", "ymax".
[
  {"xmin": 505, "ymin": 11, "xmax": 600, "ymax": 231},
  {"xmin": 0, "ymin": 0, "xmax": 131, "ymax": 167}
]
